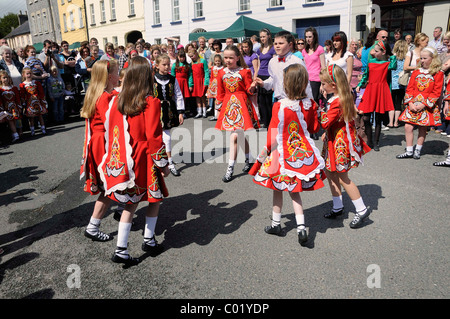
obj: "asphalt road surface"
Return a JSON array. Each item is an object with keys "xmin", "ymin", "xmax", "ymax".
[{"xmin": 0, "ymin": 113, "xmax": 448, "ymax": 304}]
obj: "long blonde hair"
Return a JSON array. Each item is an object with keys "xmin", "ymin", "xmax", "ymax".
[
  {"xmin": 393, "ymin": 40, "xmax": 408, "ymax": 61},
  {"xmin": 80, "ymin": 60, "xmax": 117, "ymax": 119},
  {"xmin": 320, "ymin": 65, "xmax": 356, "ymax": 122}
]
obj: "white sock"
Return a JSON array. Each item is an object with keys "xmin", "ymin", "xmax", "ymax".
[
  {"xmin": 202, "ymin": 107, "xmax": 206, "ymax": 115},
  {"xmin": 332, "ymin": 195, "xmax": 343, "ymax": 211},
  {"xmin": 144, "ymin": 216, "xmax": 158, "ymax": 246},
  {"xmin": 271, "ymin": 211, "xmax": 281, "ymax": 227},
  {"xmin": 197, "ymin": 107, "xmax": 201, "ymax": 114},
  {"xmin": 352, "ymin": 197, "xmax": 367, "ymax": 214},
  {"xmin": 415, "ymin": 144, "xmax": 422, "ymax": 152},
  {"xmin": 406, "ymin": 146, "xmax": 413, "ymax": 154},
  {"xmin": 117, "ymin": 222, "xmax": 132, "ymax": 248},
  {"xmin": 86, "ymin": 217, "xmax": 101, "ymax": 234},
  {"xmin": 295, "ymin": 214, "xmax": 306, "ymax": 232},
  {"xmin": 228, "ymin": 159, "xmax": 235, "ymax": 167},
  {"xmin": 168, "ymin": 157, "xmax": 173, "ymax": 165}
]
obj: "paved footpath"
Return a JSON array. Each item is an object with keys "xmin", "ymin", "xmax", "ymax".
[{"xmin": 0, "ymin": 115, "xmax": 448, "ymax": 304}]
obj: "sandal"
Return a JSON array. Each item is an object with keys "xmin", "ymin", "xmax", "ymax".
[{"xmin": 433, "ymin": 161, "xmax": 450, "ymax": 167}]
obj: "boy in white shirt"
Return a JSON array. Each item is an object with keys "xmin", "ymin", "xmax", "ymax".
[{"xmin": 254, "ymin": 31, "xmax": 313, "ymax": 101}]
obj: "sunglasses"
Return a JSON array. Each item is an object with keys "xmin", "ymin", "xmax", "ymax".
[{"xmin": 297, "ymin": 42, "xmax": 305, "ymax": 45}]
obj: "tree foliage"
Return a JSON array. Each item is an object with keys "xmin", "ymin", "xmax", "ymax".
[{"xmin": 0, "ymin": 13, "xmax": 19, "ymax": 39}]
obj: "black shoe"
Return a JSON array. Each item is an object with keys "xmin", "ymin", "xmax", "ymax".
[
  {"xmin": 242, "ymin": 159, "xmax": 253, "ymax": 173},
  {"xmin": 297, "ymin": 226, "xmax": 308, "ymax": 246},
  {"xmin": 141, "ymin": 236, "xmax": 164, "ymax": 256},
  {"xmin": 203, "ymin": 114, "xmax": 207, "ymax": 118},
  {"xmin": 264, "ymin": 224, "xmax": 282, "ymax": 236},
  {"xmin": 111, "ymin": 253, "xmax": 140, "ymax": 266},
  {"xmin": 396, "ymin": 152, "xmax": 413, "ymax": 159},
  {"xmin": 433, "ymin": 161, "xmax": 450, "ymax": 167},
  {"xmin": 373, "ymin": 144, "xmax": 380, "ymax": 151},
  {"xmin": 413, "ymin": 149, "xmax": 421, "ymax": 160},
  {"xmin": 349, "ymin": 208, "xmax": 371, "ymax": 228},
  {"xmin": 324, "ymin": 208, "xmax": 343, "ymax": 219},
  {"xmin": 194, "ymin": 113, "xmax": 202, "ymax": 118},
  {"xmin": 209, "ymin": 117, "xmax": 217, "ymax": 121},
  {"xmin": 84, "ymin": 229, "xmax": 112, "ymax": 242},
  {"xmin": 169, "ymin": 165, "xmax": 180, "ymax": 176},
  {"xmin": 222, "ymin": 165, "xmax": 234, "ymax": 182}
]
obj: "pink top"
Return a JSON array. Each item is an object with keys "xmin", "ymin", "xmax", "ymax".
[{"xmin": 302, "ymin": 45, "xmax": 324, "ymax": 82}]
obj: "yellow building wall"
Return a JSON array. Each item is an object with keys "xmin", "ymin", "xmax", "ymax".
[{"xmin": 57, "ymin": 0, "xmax": 88, "ymax": 45}]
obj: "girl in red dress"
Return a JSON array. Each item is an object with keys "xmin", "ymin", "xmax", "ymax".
[
  {"xmin": 397, "ymin": 47, "xmax": 444, "ymax": 160},
  {"xmin": 0, "ymin": 71, "xmax": 21, "ymax": 142},
  {"xmin": 320, "ymin": 65, "xmax": 372, "ymax": 228},
  {"xmin": 356, "ymin": 39, "xmax": 397, "ymax": 151},
  {"xmin": 19, "ymin": 67, "xmax": 48, "ymax": 136},
  {"xmin": 206, "ymin": 54, "xmax": 224, "ymax": 121},
  {"xmin": 99, "ymin": 56, "xmax": 169, "ymax": 266},
  {"xmin": 80, "ymin": 60, "xmax": 120, "ymax": 242},
  {"xmin": 249, "ymin": 64, "xmax": 325, "ymax": 246},
  {"xmin": 188, "ymin": 48, "xmax": 210, "ymax": 118},
  {"xmin": 215, "ymin": 45, "xmax": 259, "ymax": 182}
]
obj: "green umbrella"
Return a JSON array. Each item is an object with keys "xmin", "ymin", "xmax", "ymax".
[
  {"xmin": 33, "ymin": 42, "xmax": 44, "ymax": 53},
  {"xmin": 69, "ymin": 41, "xmax": 81, "ymax": 50}
]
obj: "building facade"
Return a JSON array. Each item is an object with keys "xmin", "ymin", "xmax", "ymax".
[
  {"xmin": 144, "ymin": 0, "xmax": 352, "ymax": 46},
  {"xmin": 56, "ymin": 0, "xmax": 88, "ymax": 45},
  {"xmin": 85, "ymin": 0, "xmax": 145, "ymax": 48},
  {"xmin": 26, "ymin": 0, "xmax": 62, "ymax": 46}
]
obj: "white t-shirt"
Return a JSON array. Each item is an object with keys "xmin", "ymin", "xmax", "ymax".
[
  {"xmin": 325, "ymin": 51, "xmax": 353, "ymax": 74},
  {"xmin": 6, "ymin": 63, "xmax": 22, "ymax": 87},
  {"xmin": 406, "ymin": 49, "xmax": 420, "ymax": 68}
]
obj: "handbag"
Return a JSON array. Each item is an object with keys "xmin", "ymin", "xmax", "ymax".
[{"xmin": 398, "ymin": 71, "xmax": 410, "ymax": 86}]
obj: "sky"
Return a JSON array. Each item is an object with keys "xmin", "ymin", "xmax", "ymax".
[{"xmin": 0, "ymin": 0, "xmax": 27, "ymax": 18}]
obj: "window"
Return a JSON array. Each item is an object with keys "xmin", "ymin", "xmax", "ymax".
[
  {"xmin": 153, "ymin": 0, "xmax": 160, "ymax": 24},
  {"xmin": 194, "ymin": 0, "xmax": 203, "ymax": 18},
  {"xmin": 36, "ymin": 13, "xmax": 42, "ymax": 34},
  {"xmin": 172, "ymin": 0, "xmax": 180, "ymax": 21},
  {"xmin": 110, "ymin": 0, "xmax": 116, "ymax": 20},
  {"xmin": 31, "ymin": 14, "xmax": 36, "ymax": 35},
  {"xmin": 42, "ymin": 10, "xmax": 48, "ymax": 32},
  {"xmin": 239, "ymin": 0, "xmax": 250, "ymax": 11},
  {"xmin": 90, "ymin": 4, "xmax": 95, "ymax": 24},
  {"xmin": 100, "ymin": 0, "xmax": 106, "ymax": 22},
  {"xmin": 70, "ymin": 11, "xmax": 75, "ymax": 30},
  {"xmin": 103, "ymin": 38, "xmax": 108, "ymax": 47},
  {"xmin": 305, "ymin": 0, "xmax": 322, "ymax": 3},
  {"xmin": 113, "ymin": 36, "xmax": 118, "ymax": 47},
  {"xmin": 154, "ymin": 38, "xmax": 161, "ymax": 45},
  {"xmin": 79, "ymin": 8, "xmax": 84, "ymax": 28},
  {"xmin": 62, "ymin": 13, "xmax": 68, "ymax": 32},
  {"xmin": 129, "ymin": 0, "xmax": 135, "ymax": 15},
  {"xmin": 270, "ymin": 0, "xmax": 282, "ymax": 6}
]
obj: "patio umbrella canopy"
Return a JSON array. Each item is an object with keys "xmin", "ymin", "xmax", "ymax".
[
  {"xmin": 69, "ymin": 42, "xmax": 81, "ymax": 50},
  {"xmin": 189, "ymin": 16, "xmax": 297, "ymax": 41},
  {"xmin": 32, "ymin": 42, "xmax": 44, "ymax": 53}
]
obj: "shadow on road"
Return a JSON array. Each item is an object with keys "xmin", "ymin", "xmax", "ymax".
[{"xmin": 284, "ymin": 183, "xmax": 383, "ymax": 248}]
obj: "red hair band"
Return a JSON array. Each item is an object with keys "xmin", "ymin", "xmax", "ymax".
[
  {"xmin": 328, "ymin": 64, "xmax": 336, "ymax": 83},
  {"xmin": 377, "ymin": 40, "xmax": 386, "ymax": 52}
]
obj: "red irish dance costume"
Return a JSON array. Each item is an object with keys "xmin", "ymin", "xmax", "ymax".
[
  {"xmin": 206, "ymin": 66, "xmax": 223, "ymax": 99},
  {"xmin": 399, "ymin": 68, "xmax": 444, "ymax": 126},
  {"xmin": 190, "ymin": 58, "xmax": 209, "ymax": 97},
  {"xmin": 0, "ymin": 86, "xmax": 21, "ymax": 121},
  {"xmin": 357, "ymin": 56, "xmax": 396, "ymax": 114},
  {"xmin": 19, "ymin": 80, "xmax": 48, "ymax": 117},
  {"xmin": 249, "ymin": 98, "xmax": 325, "ymax": 192},
  {"xmin": 99, "ymin": 95, "xmax": 169, "ymax": 204},
  {"xmin": 320, "ymin": 96, "xmax": 371, "ymax": 172},
  {"xmin": 80, "ymin": 91, "xmax": 116, "ymax": 195},
  {"xmin": 215, "ymin": 67, "xmax": 259, "ymax": 131},
  {"xmin": 171, "ymin": 62, "xmax": 192, "ymax": 98}
]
